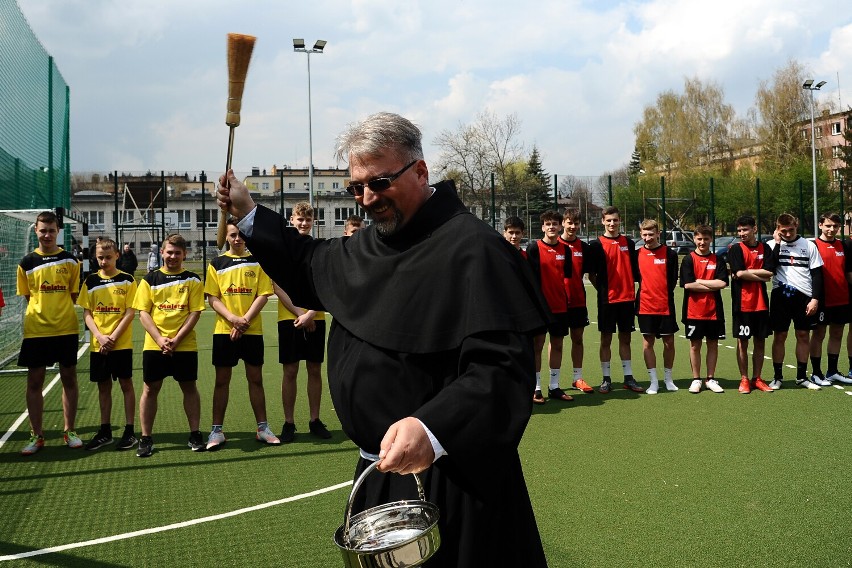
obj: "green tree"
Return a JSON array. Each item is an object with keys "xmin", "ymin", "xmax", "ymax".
[{"xmin": 524, "ymin": 146, "xmax": 552, "ymax": 219}]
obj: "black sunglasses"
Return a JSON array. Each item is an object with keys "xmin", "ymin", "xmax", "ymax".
[{"xmin": 345, "ymin": 160, "xmax": 418, "ymax": 197}]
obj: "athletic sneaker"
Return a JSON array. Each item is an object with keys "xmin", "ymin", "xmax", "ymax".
[
  {"xmin": 256, "ymin": 425, "xmax": 281, "ymax": 445},
  {"xmin": 206, "ymin": 430, "xmax": 226, "ymax": 451},
  {"xmin": 532, "ymin": 390, "xmax": 546, "ymax": 405},
  {"xmin": 705, "ymin": 379, "xmax": 724, "ymax": 393},
  {"xmin": 85, "ymin": 429, "xmax": 114, "ymax": 451},
  {"xmin": 309, "ymin": 419, "xmax": 332, "ymax": 440},
  {"xmin": 623, "ymin": 379, "xmax": 645, "ymax": 393},
  {"xmin": 548, "ymin": 387, "xmax": 574, "ymax": 401},
  {"xmin": 572, "ymin": 379, "xmax": 594, "ymax": 393},
  {"xmin": 116, "ymin": 430, "xmax": 138, "ymax": 450},
  {"xmin": 843, "ymin": 371, "xmax": 852, "ymax": 384},
  {"xmin": 137, "ymin": 436, "xmax": 154, "ymax": 458},
  {"xmin": 810, "ymin": 374, "xmax": 832, "ymax": 387},
  {"xmin": 21, "ymin": 433, "xmax": 44, "ymax": 456},
  {"xmin": 826, "ymin": 372, "xmax": 852, "ymax": 385},
  {"xmin": 796, "ymin": 378, "xmax": 821, "ymax": 390},
  {"xmin": 752, "ymin": 377, "xmax": 774, "ymax": 392},
  {"xmin": 768, "ymin": 379, "xmax": 783, "ymax": 390},
  {"xmin": 664, "ymin": 379, "xmax": 679, "ymax": 392},
  {"xmin": 598, "ymin": 380, "xmax": 612, "ymax": 394},
  {"xmin": 646, "ymin": 380, "xmax": 659, "ymax": 395},
  {"xmin": 188, "ymin": 430, "xmax": 205, "ymax": 451},
  {"xmin": 64, "ymin": 430, "xmax": 83, "ymax": 449},
  {"xmin": 688, "ymin": 379, "xmax": 702, "ymax": 394},
  {"xmin": 281, "ymin": 422, "xmax": 296, "ymax": 443},
  {"xmin": 738, "ymin": 377, "xmax": 751, "ymax": 394}
]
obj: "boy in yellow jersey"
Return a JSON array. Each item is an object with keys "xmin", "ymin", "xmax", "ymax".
[
  {"xmin": 204, "ymin": 219, "xmax": 279, "ymax": 450},
  {"xmin": 132, "ymin": 234, "xmax": 205, "ymax": 457},
  {"xmin": 17, "ymin": 211, "xmax": 82, "ymax": 456},
  {"xmin": 78, "ymin": 238, "xmax": 138, "ymax": 450},
  {"xmin": 274, "ymin": 202, "xmax": 332, "ymax": 443}
]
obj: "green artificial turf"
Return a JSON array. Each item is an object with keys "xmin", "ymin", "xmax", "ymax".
[{"xmin": 0, "ymin": 289, "xmax": 851, "ymax": 567}]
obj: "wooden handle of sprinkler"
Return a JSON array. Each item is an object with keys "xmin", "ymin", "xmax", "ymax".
[{"xmin": 217, "ymin": 126, "xmax": 236, "ymax": 249}]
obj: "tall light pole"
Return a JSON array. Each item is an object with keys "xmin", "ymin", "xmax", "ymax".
[
  {"xmin": 803, "ymin": 79, "xmax": 827, "ymax": 236},
  {"xmin": 293, "ymin": 38, "xmax": 326, "ymax": 215}
]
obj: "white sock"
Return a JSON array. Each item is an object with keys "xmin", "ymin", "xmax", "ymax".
[
  {"xmin": 549, "ymin": 368, "xmax": 560, "ymax": 390},
  {"xmin": 664, "ymin": 368, "xmax": 673, "ymax": 382},
  {"xmin": 648, "ymin": 368, "xmax": 658, "ymax": 383},
  {"xmin": 573, "ymin": 368, "xmax": 582, "ymax": 381},
  {"xmin": 601, "ymin": 361, "xmax": 611, "ymax": 378},
  {"xmin": 622, "ymin": 360, "xmax": 633, "ymax": 376},
  {"xmin": 535, "ymin": 372, "xmax": 542, "ymax": 390}
]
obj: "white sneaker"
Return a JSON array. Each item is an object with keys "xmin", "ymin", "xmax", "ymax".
[
  {"xmin": 811, "ymin": 374, "xmax": 832, "ymax": 387},
  {"xmin": 688, "ymin": 379, "xmax": 702, "ymax": 393},
  {"xmin": 795, "ymin": 378, "xmax": 821, "ymax": 390},
  {"xmin": 206, "ymin": 430, "xmax": 226, "ymax": 450},
  {"xmin": 827, "ymin": 372, "xmax": 852, "ymax": 385},
  {"xmin": 256, "ymin": 425, "xmax": 281, "ymax": 445},
  {"xmin": 664, "ymin": 379, "xmax": 679, "ymax": 392},
  {"xmin": 705, "ymin": 379, "xmax": 724, "ymax": 393},
  {"xmin": 646, "ymin": 380, "xmax": 659, "ymax": 395},
  {"xmin": 768, "ymin": 379, "xmax": 783, "ymax": 390}
]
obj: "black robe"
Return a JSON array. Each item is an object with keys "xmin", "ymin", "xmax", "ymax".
[{"xmin": 245, "ymin": 181, "xmax": 550, "ymax": 567}]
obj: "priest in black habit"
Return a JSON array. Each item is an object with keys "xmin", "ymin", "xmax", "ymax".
[{"xmin": 218, "ymin": 112, "xmax": 550, "ymax": 567}]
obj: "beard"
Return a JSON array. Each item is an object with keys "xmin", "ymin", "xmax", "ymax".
[{"xmin": 367, "ymin": 203, "xmax": 405, "ymax": 237}]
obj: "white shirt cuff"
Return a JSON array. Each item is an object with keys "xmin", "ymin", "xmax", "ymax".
[
  {"xmin": 415, "ymin": 418, "xmax": 447, "ymax": 462},
  {"xmin": 236, "ymin": 206, "xmax": 258, "ymax": 238}
]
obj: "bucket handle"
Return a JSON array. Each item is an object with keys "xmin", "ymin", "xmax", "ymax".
[{"xmin": 343, "ymin": 460, "xmax": 425, "ymax": 546}]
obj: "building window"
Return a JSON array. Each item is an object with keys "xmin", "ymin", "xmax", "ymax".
[
  {"xmin": 833, "ymin": 169, "xmax": 842, "ymax": 180},
  {"xmin": 832, "ymin": 122, "xmax": 842, "ymax": 135},
  {"xmin": 196, "ymin": 208, "xmax": 218, "ymax": 228},
  {"xmin": 332, "ymin": 182, "xmax": 340, "ymax": 189},
  {"xmin": 250, "ymin": 182, "xmax": 258, "ymax": 190},
  {"xmin": 833, "ymin": 146, "xmax": 844, "ymax": 158},
  {"xmin": 334, "ymin": 207, "xmax": 357, "ymax": 226},
  {"xmin": 314, "ymin": 208, "xmax": 325, "ymax": 226},
  {"xmin": 318, "ymin": 182, "xmax": 325, "ymax": 190},
  {"xmin": 288, "ymin": 182, "xmax": 296, "ymax": 189},
  {"xmin": 815, "ymin": 148, "xmax": 823, "ymax": 159},
  {"xmin": 83, "ymin": 211, "xmax": 105, "ymax": 228},
  {"xmin": 802, "ymin": 129, "xmax": 809, "ymax": 139},
  {"xmin": 262, "ymin": 182, "xmax": 269, "ymax": 190}
]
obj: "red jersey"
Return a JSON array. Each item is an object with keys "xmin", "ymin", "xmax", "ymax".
[
  {"xmin": 590, "ymin": 235, "xmax": 636, "ymax": 305},
  {"xmin": 814, "ymin": 238, "xmax": 850, "ymax": 307},
  {"xmin": 526, "ymin": 239, "xmax": 572, "ymax": 313},
  {"xmin": 728, "ymin": 241, "xmax": 771, "ymax": 312},
  {"xmin": 636, "ymin": 245, "xmax": 677, "ymax": 315},
  {"xmin": 680, "ymin": 251, "xmax": 728, "ymax": 321},
  {"xmin": 558, "ymin": 236, "xmax": 588, "ymax": 308}
]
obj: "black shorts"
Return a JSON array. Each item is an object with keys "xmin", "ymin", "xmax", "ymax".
[
  {"xmin": 598, "ymin": 302, "xmax": 635, "ymax": 333},
  {"xmin": 212, "ymin": 334, "xmax": 264, "ymax": 367},
  {"xmin": 815, "ymin": 304, "xmax": 851, "ymax": 326},
  {"xmin": 278, "ymin": 320, "xmax": 326, "ymax": 364},
  {"xmin": 18, "ymin": 334, "xmax": 78, "ymax": 369},
  {"xmin": 684, "ymin": 319, "xmax": 726, "ymax": 341},
  {"xmin": 543, "ymin": 312, "xmax": 571, "ymax": 337},
  {"xmin": 637, "ymin": 314, "xmax": 679, "ymax": 337},
  {"xmin": 90, "ymin": 349, "xmax": 133, "ymax": 382},
  {"xmin": 142, "ymin": 351, "xmax": 198, "ymax": 383},
  {"xmin": 565, "ymin": 307, "xmax": 590, "ymax": 330},
  {"xmin": 770, "ymin": 286, "xmax": 818, "ymax": 332},
  {"xmin": 732, "ymin": 311, "xmax": 772, "ymax": 339}
]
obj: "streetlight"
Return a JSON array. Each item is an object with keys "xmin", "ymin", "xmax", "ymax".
[
  {"xmin": 803, "ymin": 78, "xmax": 827, "ymax": 236},
  {"xmin": 293, "ymin": 38, "xmax": 326, "ymax": 219}
]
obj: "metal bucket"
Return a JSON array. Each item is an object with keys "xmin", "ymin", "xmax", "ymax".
[{"xmin": 333, "ymin": 460, "xmax": 440, "ymax": 568}]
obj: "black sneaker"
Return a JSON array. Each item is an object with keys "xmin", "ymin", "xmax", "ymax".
[
  {"xmin": 187, "ymin": 430, "xmax": 205, "ymax": 452},
  {"xmin": 116, "ymin": 429, "xmax": 138, "ymax": 450},
  {"xmin": 280, "ymin": 422, "xmax": 296, "ymax": 444},
  {"xmin": 85, "ymin": 430, "xmax": 114, "ymax": 451},
  {"xmin": 137, "ymin": 436, "xmax": 154, "ymax": 458},
  {"xmin": 309, "ymin": 419, "xmax": 332, "ymax": 440},
  {"xmin": 598, "ymin": 380, "xmax": 612, "ymax": 394},
  {"xmin": 623, "ymin": 378, "xmax": 646, "ymax": 393}
]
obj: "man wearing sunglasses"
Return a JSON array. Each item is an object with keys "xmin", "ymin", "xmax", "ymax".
[{"xmin": 218, "ymin": 112, "xmax": 549, "ymax": 567}]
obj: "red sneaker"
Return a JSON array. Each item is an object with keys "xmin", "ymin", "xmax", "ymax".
[
  {"xmin": 738, "ymin": 377, "xmax": 751, "ymax": 394},
  {"xmin": 752, "ymin": 377, "xmax": 773, "ymax": 392},
  {"xmin": 572, "ymin": 378, "xmax": 594, "ymax": 393}
]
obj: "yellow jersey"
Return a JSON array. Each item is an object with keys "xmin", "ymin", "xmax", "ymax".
[
  {"xmin": 132, "ymin": 268, "xmax": 205, "ymax": 352},
  {"xmin": 17, "ymin": 248, "xmax": 81, "ymax": 338},
  {"xmin": 204, "ymin": 252, "xmax": 273, "ymax": 335},
  {"xmin": 78, "ymin": 270, "xmax": 137, "ymax": 351}
]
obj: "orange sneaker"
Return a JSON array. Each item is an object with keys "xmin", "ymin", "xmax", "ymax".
[
  {"xmin": 752, "ymin": 377, "xmax": 773, "ymax": 392},
  {"xmin": 738, "ymin": 377, "xmax": 751, "ymax": 394},
  {"xmin": 572, "ymin": 378, "xmax": 594, "ymax": 393}
]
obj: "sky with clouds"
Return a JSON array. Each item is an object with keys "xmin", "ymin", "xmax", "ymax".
[{"xmin": 15, "ymin": 0, "xmax": 852, "ymax": 178}]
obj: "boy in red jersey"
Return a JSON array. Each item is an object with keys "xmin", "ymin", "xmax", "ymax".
[
  {"xmin": 588, "ymin": 206, "xmax": 643, "ymax": 393},
  {"xmin": 728, "ymin": 216, "xmax": 776, "ymax": 393},
  {"xmin": 635, "ymin": 220, "xmax": 679, "ymax": 394},
  {"xmin": 680, "ymin": 226, "xmax": 728, "ymax": 393},
  {"xmin": 504, "ymin": 216, "xmax": 527, "ymax": 259},
  {"xmin": 527, "ymin": 211, "xmax": 574, "ymax": 403},
  {"xmin": 809, "ymin": 213, "xmax": 852, "ymax": 385},
  {"xmin": 558, "ymin": 208, "xmax": 593, "ymax": 393}
]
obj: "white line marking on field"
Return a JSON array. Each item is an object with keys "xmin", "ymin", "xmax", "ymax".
[
  {"xmin": 724, "ymin": 345, "xmax": 734, "ymax": 349},
  {"xmin": 0, "ymin": 480, "xmax": 352, "ymax": 562},
  {"xmin": 846, "ymin": 391, "xmax": 852, "ymax": 396},
  {"xmin": 785, "ymin": 365, "xmax": 795, "ymax": 369},
  {"xmin": 834, "ymin": 385, "xmax": 845, "ymax": 390},
  {"xmin": 0, "ymin": 343, "xmax": 90, "ymax": 451}
]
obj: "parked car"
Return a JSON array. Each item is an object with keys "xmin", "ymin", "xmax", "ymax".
[
  {"xmin": 712, "ymin": 236, "xmax": 740, "ymax": 265},
  {"xmin": 664, "ymin": 230, "xmax": 695, "ymax": 254}
]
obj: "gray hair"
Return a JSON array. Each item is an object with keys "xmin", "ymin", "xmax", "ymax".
[{"xmin": 334, "ymin": 112, "xmax": 424, "ymax": 164}]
